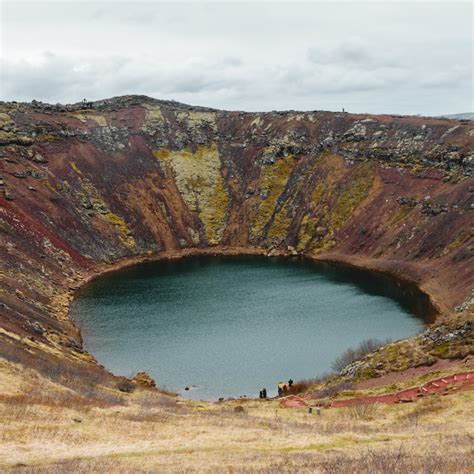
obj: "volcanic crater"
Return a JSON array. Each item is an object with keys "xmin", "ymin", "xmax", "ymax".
[{"xmin": 0, "ymin": 95, "xmax": 473, "ymax": 393}]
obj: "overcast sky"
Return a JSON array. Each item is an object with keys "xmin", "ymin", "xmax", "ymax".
[{"xmin": 0, "ymin": 1, "xmax": 472, "ymax": 114}]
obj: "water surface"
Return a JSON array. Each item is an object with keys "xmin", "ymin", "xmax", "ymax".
[{"xmin": 72, "ymin": 256, "xmax": 432, "ymax": 400}]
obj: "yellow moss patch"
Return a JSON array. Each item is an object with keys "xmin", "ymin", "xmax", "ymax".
[
  {"xmin": 0, "ymin": 113, "xmax": 13, "ymax": 126},
  {"xmin": 330, "ymin": 162, "xmax": 375, "ymax": 230},
  {"xmin": 298, "ymin": 161, "xmax": 374, "ymax": 253},
  {"xmin": 36, "ymin": 133, "xmax": 59, "ymax": 143},
  {"xmin": 294, "ymin": 153, "xmax": 342, "ymax": 251},
  {"xmin": 117, "ymin": 235, "xmax": 136, "ymax": 250},
  {"xmin": 297, "ymin": 214, "xmax": 312, "ymax": 249},
  {"xmin": 103, "ymin": 211, "xmax": 136, "ymax": 250},
  {"xmin": 153, "ymin": 148, "xmax": 172, "ymax": 161},
  {"xmin": 309, "ymin": 182, "xmax": 326, "ymax": 205},
  {"xmin": 0, "ymin": 131, "xmax": 15, "ymax": 142},
  {"xmin": 143, "ymin": 105, "xmax": 165, "ymax": 122},
  {"xmin": 176, "ymin": 111, "xmax": 218, "ymax": 133},
  {"xmin": 410, "ymin": 163, "xmax": 423, "ymax": 174},
  {"xmin": 250, "ymin": 156, "xmax": 296, "ymax": 238},
  {"xmin": 297, "ymin": 183, "xmax": 330, "ymax": 251},
  {"xmin": 69, "ymin": 162, "xmax": 82, "ymax": 175},
  {"xmin": 250, "ymin": 116, "xmax": 263, "ymax": 128},
  {"xmin": 267, "ymin": 201, "xmax": 293, "ymax": 242},
  {"xmin": 153, "ymin": 145, "xmax": 229, "ymax": 244},
  {"xmin": 104, "ymin": 212, "xmax": 129, "ymax": 235},
  {"xmin": 391, "ymin": 204, "xmax": 414, "ymax": 225},
  {"xmin": 76, "ymin": 179, "xmax": 136, "ymax": 250},
  {"xmin": 72, "ymin": 112, "xmax": 108, "ymax": 127},
  {"xmin": 441, "ymin": 228, "xmax": 474, "ymax": 256},
  {"xmin": 140, "ymin": 105, "xmax": 166, "ymax": 134}
]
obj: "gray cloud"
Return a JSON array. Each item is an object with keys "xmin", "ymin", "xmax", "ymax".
[{"xmin": 0, "ymin": 1, "xmax": 472, "ymax": 115}]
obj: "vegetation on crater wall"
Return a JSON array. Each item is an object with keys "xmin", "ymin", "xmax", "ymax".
[
  {"xmin": 440, "ymin": 228, "xmax": 474, "ymax": 257},
  {"xmin": 250, "ymin": 156, "xmax": 296, "ymax": 239},
  {"xmin": 0, "ymin": 218, "xmax": 12, "ymax": 234},
  {"xmin": 266, "ymin": 199, "xmax": 294, "ymax": 243},
  {"xmin": 0, "ymin": 112, "xmax": 13, "ymax": 127},
  {"xmin": 266, "ymin": 155, "xmax": 332, "ymax": 245},
  {"xmin": 143, "ymin": 105, "xmax": 165, "ymax": 123},
  {"xmin": 176, "ymin": 111, "xmax": 218, "ymax": 133},
  {"xmin": 103, "ymin": 212, "xmax": 136, "ymax": 249},
  {"xmin": 297, "ymin": 161, "xmax": 375, "ymax": 253},
  {"xmin": 316, "ymin": 161, "xmax": 374, "ymax": 252},
  {"xmin": 35, "ymin": 133, "xmax": 60, "ymax": 143},
  {"xmin": 70, "ymin": 172, "xmax": 136, "ymax": 250},
  {"xmin": 297, "ymin": 182, "xmax": 328, "ymax": 250},
  {"xmin": 140, "ymin": 105, "xmax": 165, "ymax": 135},
  {"xmin": 331, "ymin": 162, "xmax": 375, "ymax": 231},
  {"xmin": 72, "ymin": 111, "xmax": 108, "ymax": 127},
  {"xmin": 69, "ymin": 161, "xmax": 82, "ymax": 175},
  {"xmin": 153, "ymin": 145, "xmax": 229, "ymax": 244},
  {"xmin": 391, "ymin": 204, "xmax": 415, "ymax": 225}
]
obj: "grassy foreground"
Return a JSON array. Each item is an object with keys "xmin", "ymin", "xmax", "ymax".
[{"xmin": 1, "ymin": 357, "xmax": 473, "ymax": 473}]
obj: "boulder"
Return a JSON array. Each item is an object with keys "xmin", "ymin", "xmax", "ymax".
[
  {"xmin": 31, "ymin": 322, "xmax": 45, "ymax": 335},
  {"xmin": 31, "ymin": 171, "xmax": 46, "ymax": 179},
  {"xmin": 32, "ymin": 153, "xmax": 48, "ymax": 163},
  {"xmin": 287, "ymin": 245, "xmax": 298, "ymax": 256},
  {"xmin": 132, "ymin": 371, "xmax": 156, "ymax": 388}
]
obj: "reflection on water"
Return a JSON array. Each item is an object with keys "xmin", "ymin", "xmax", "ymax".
[{"xmin": 72, "ymin": 256, "xmax": 434, "ymax": 400}]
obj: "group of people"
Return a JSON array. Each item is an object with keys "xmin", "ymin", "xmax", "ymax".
[
  {"xmin": 277, "ymin": 379, "xmax": 294, "ymax": 396},
  {"xmin": 258, "ymin": 379, "xmax": 294, "ymax": 399}
]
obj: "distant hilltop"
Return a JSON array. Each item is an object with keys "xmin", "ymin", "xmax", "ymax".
[
  {"xmin": 1, "ymin": 95, "xmax": 473, "ymax": 120},
  {"xmin": 438, "ymin": 113, "xmax": 474, "ymax": 121}
]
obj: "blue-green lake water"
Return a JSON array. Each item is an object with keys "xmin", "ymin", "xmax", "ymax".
[{"xmin": 72, "ymin": 256, "xmax": 433, "ymax": 400}]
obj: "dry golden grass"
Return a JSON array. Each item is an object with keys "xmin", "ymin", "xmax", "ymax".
[{"xmin": 0, "ymin": 358, "xmax": 473, "ymax": 473}]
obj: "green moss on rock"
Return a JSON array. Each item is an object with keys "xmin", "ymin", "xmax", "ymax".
[
  {"xmin": 250, "ymin": 156, "xmax": 296, "ymax": 239},
  {"xmin": 153, "ymin": 145, "xmax": 229, "ymax": 244}
]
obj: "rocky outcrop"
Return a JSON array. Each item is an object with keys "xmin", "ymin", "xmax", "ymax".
[
  {"xmin": 0, "ymin": 95, "xmax": 472, "ymax": 386},
  {"xmin": 132, "ymin": 371, "xmax": 156, "ymax": 388},
  {"xmin": 338, "ymin": 313, "xmax": 473, "ymax": 381}
]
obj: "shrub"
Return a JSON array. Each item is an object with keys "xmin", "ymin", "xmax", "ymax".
[
  {"xmin": 116, "ymin": 379, "xmax": 136, "ymax": 393},
  {"xmin": 321, "ymin": 443, "xmax": 474, "ymax": 473},
  {"xmin": 346, "ymin": 403, "xmax": 378, "ymax": 420},
  {"xmin": 331, "ymin": 338, "xmax": 390, "ymax": 373},
  {"xmin": 285, "ymin": 373, "xmax": 334, "ymax": 395},
  {"xmin": 313, "ymin": 380, "xmax": 354, "ymax": 399}
]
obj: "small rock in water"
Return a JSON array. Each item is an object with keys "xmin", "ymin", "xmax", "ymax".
[{"xmin": 184, "ymin": 386, "xmax": 190, "ymax": 391}]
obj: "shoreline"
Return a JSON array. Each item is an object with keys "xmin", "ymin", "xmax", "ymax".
[
  {"xmin": 70, "ymin": 246, "xmax": 442, "ymax": 319},
  {"xmin": 62, "ymin": 246, "xmax": 444, "ymax": 391}
]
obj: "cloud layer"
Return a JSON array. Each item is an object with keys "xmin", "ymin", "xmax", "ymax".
[{"xmin": 1, "ymin": 1, "xmax": 472, "ymax": 114}]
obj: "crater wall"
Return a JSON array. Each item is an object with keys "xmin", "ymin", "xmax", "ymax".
[{"xmin": 0, "ymin": 96, "xmax": 472, "ymax": 377}]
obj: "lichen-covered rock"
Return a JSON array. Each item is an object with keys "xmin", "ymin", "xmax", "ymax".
[
  {"xmin": 132, "ymin": 371, "xmax": 156, "ymax": 388},
  {"xmin": 153, "ymin": 145, "xmax": 229, "ymax": 244}
]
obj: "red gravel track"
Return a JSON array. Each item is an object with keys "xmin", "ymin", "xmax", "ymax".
[
  {"xmin": 280, "ymin": 395, "xmax": 309, "ymax": 408},
  {"xmin": 280, "ymin": 372, "xmax": 474, "ymax": 409},
  {"xmin": 331, "ymin": 371, "xmax": 474, "ymax": 408}
]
